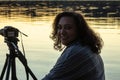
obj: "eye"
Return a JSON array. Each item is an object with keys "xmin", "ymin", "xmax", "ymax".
[
  {"xmin": 64, "ymin": 24, "xmax": 72, "ymax": 30},
  {"xmin": 57, "ymin": 25, "xmax": 62, "ymax": 30}
]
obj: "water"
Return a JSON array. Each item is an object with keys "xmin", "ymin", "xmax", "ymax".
[
  {"xmin": 0, "ymin": 15, "xmax": 120, "ymax": 80},
  {"xmin": 97, "ymin": 29, "xmax": 120, "ymax": 80}
]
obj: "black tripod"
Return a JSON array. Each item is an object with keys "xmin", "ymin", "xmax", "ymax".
[{"xmin": 0, "ymin": 37, "xmax": 37, "ymax": 80}]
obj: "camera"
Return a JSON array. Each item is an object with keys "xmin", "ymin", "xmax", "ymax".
[
  {"xmin": 0, "ymin": 26, "xmax": 19, "ymax": 38},
  {"xmin": 0, "ymin": 26, "xmax": 27, "ymax": 42}
]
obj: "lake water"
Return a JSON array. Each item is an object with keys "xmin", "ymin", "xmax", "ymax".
[{"xmin": 0, "ymin": 15, "xmax": 120, "ymax": 80}]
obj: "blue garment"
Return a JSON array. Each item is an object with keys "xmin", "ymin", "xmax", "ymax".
[{"xmin": 42, "ymin": 42, "xmax": 105, "ymax": 80}]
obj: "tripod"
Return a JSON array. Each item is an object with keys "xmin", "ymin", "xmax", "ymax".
[{"xmin": 0, "ymin": 37, "xmax": 37, "ymax": 80}]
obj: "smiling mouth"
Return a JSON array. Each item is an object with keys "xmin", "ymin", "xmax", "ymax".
[
  {"xmin": 61, "ymin": 38, "xmax": 66, "ymax": 40},
  {"xmin": 61, "ymin": 37, "xmax": 68, "ymax": 41}
]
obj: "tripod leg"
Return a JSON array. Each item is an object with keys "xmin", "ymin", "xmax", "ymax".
[
  {"xmin": 24, "ymin": 65, "xmax": 37, "ymax": 80},
  {"xmin": 11, "ymin": 55, "xmax": 18, "ymax": 80},
  {"xmin": 0, "ymin": 54, "xmax": 9, "ymax": 80},
  {"xmin": 17, "ymin": 50, "xmax": 37, "ymax": 80},
  {"xmin": 8, "ymin": 42, "xmax": 37, "ymax": 80},
  {"xmin": 5, "ymin": 56, "xmax": 11, "ymax": 80}
]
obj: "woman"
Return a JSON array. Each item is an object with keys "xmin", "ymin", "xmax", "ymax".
[{"xmin": 42, "ymin": 12, "xmax": 105, "ymax": 80}]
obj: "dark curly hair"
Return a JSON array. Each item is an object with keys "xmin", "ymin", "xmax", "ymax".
[{"xmin": 50, "ymin": 11, "xmax": 104, "ymax": 54}]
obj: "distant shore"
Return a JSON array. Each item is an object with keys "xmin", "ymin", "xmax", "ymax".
[{"xmin": 0, "ymin": 1, "xmax": 120, "ymax": 17}]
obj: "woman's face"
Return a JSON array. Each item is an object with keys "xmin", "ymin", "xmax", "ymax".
[{"xmin": 57, "ymin": 16, "xmax": 78, "ymax": 46}]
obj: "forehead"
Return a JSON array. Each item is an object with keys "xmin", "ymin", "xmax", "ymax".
[{"xmin": 58, "ymin": 16, "xmax": 75, "ymax": 24}]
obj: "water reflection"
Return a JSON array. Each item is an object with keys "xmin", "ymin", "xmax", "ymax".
[
  {"xmin": 0, "ymin": 1, "xmax": 120, "ymax": 29},
  {"xmin": 0, "ymin": 1, "xmax": 120, "ymax": 17},
  {"xmin": 0, "ymin": 15, "xmax": 119, "ymax": 29}
]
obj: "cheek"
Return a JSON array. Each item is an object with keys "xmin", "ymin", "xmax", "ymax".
[
  {"xmin": 57, "ymin": 30, "xmax": 62, "ymax": 39},
  {"xmin": 68, "ymin": 30, "xmax": 78, "ymax": 39}
]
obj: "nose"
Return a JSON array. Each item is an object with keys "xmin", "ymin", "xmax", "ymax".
[{"xmin": 60, "ymin": 28, "xmax": 66, "ymax": 35}]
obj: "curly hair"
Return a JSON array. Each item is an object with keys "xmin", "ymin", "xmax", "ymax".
[{"xmin": 50, "ymin": 11, "xmax": 104, "ymax": 54}]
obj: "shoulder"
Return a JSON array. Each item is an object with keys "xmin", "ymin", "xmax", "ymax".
[
  {"xmin": 66, "ymin": 42, "xmax": 93, "ymax": 57},
  {"xmin": 59, "ymin": 42, "xmax": 95, "ymax": 64}
]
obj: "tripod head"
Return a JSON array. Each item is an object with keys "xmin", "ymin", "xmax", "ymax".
[
  {"xmin": 0, "ymin": 26, "xmax": 19, "ymax": 53},
  {"xmin": 0, "ymin": 26, "xmax": 28, "ymax": 42},
  {"xmin": 0, "ymin": 26, "xmax": 18, "ymax": 43},
  {"xmin": 0, "ymin": 26, "xmax": 28, "ymax": 48}
]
